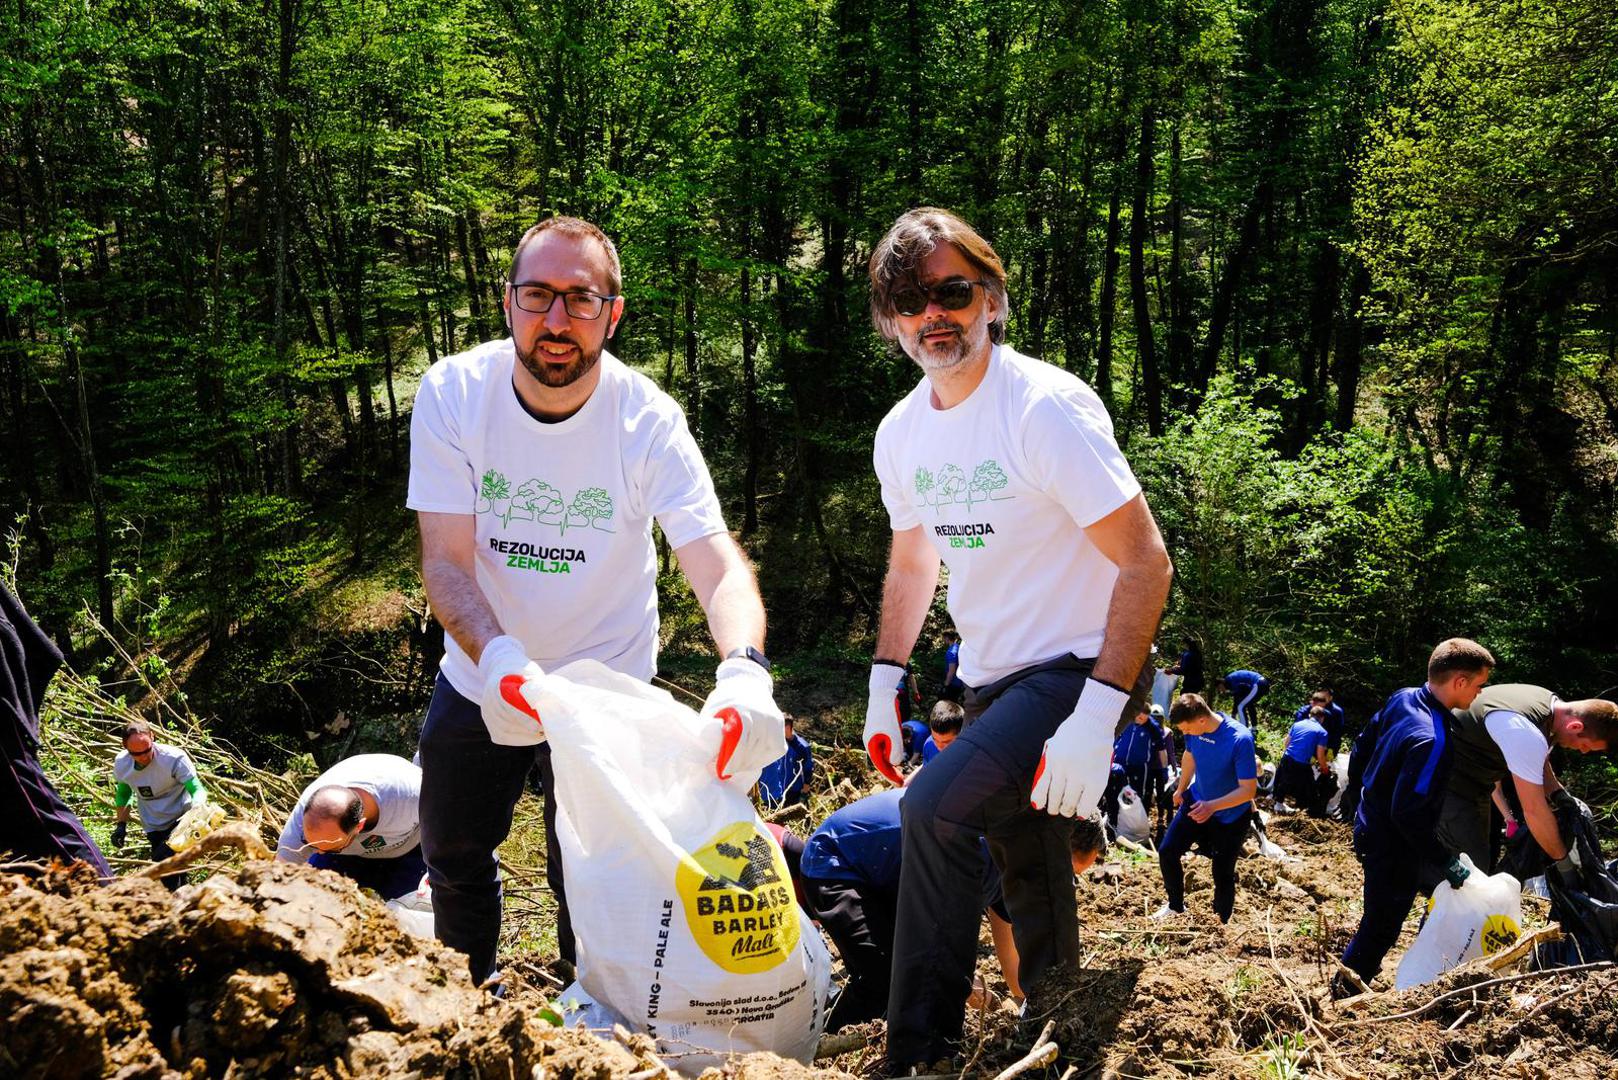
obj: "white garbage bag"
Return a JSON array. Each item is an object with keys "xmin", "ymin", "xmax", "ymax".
[
  {"xmin": 1116, "ymin": 786, "xmax": 1151, "ymax": 845},
  {"xmin": 1395, "ymin": 854, "xmax": 1523, "ymax": 989},
  {"xmin": 541, "ymin": 660, "xmax": 831, "ymax": 1072},
  {"xmin": 1152, "ymin": 669, "xmax": 1179, "ymax": 715},
  {"xmin": 1324, "ymin": 753, "xmax": 1350, "ymax": 816},
  {"xmin": 385, "ymin": 873, "xmax": 435, "ymax": 939}
]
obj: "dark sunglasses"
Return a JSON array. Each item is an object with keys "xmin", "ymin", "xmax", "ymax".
[{"xmin": 889, "ymin": 278, "xmax": 987, "ymax": 317}]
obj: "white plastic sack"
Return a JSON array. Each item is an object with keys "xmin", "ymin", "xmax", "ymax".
[
  {"xmin": 1324, "ymin": 753, "xmax": 1350, "ymax": 816},
  {"xmin": 541, "ymin": 661, "xmax": 831, "ymax": 1072},
  {"xmin": 1395, "ymin": 854, "xmax": 1523, "ymax": 989},
  {"xmin": 385, "ymin": 873, "xmax": 435, "ymax": 938},
  {"xmin": 1151, "ymin": 669, "xmax": 1179, "ymax": 715},
  {"xmin": 1116, "ymin": 786, "xmax": 1151, "ymax": 845}
]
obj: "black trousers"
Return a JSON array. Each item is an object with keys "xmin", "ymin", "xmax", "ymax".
[
  {"xmin": 886, "ymin": 655, "xmax": 1147, "ymax": 1065},
  {"xmin": 1158, "ymin": 804, "xmax": 1251, "ymax": 921},
  {"xmin": 805, "ymin": 876, "xmax": 898, "ymax": 1032},
  {"xmin": 1272, "ymin": 757, "xmax": 1318, "ymax": 811},
  {"xmin": 145, "ymin": 824, "xmax": 186, "ymax": 891},
  {"xmin": 419, "ymin": 675, "xmax": 572, "ymax": 984},
  {"xmin": 1341, "ymin": 828, "xmax": 1424, "ymax": 984}
]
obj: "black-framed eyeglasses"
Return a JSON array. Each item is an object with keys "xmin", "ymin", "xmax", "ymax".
[
  {"xmin": 889, "ymin": 278, "xmax": 988, "ymax": 317},
  {"xmin": 509, "ymin": 282, "xmax": 617, "ymax": 320}
]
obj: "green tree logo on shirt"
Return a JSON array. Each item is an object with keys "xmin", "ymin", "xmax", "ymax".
[
  {"xmin": 969, "ymin": 460, "xmax": 1010, "ymax": 506},
  {"xmin": 915, "ymin": 459, "xmax": 1015, "ymax": 511},
  {"xmin": 914, "ymin": 466, "xmax": 935, "ymax": 500},
  {"xmin": 503, "ymin": 479, "xmax": 565, "ymax": 528},
  {"xmin": 565, "ymin": 487, "xmax": 615, "ymax": 533},
  {"xmin": 477, "ymin": 469, "xmax": 511, "ymax": 514}
]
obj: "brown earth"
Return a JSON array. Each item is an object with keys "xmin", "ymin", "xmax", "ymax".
[{"xmin": 9, "ymin": 806, "xmax": 1618, "ymax": 1079}]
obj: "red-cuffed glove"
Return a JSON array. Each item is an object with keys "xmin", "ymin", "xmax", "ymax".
[{"xmin": 863, "ymin": 662, "xmax": 907, "ymax": 786}]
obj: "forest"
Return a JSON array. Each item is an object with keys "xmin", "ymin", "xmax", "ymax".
[{"xmin": 3, "ymin": 0, "xmax": 1617, "ymax": 763}]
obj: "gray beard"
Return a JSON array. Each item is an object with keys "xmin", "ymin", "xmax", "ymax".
[{"xmin": 905, "ymin": 319, "xmax": 988, "ymax": 374}]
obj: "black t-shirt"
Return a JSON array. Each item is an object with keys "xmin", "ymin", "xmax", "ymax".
[{"xmin": 1178, "ymin": 649, "xmax": 1205, "ymax": 693}]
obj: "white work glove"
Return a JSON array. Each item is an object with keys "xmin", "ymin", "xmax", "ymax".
[
  {"xmin": 863, "ymin": 662, "xmax": 907, "ymax": 786},
  {"xmin": 1031, "ymin": 679, "xmax": 1130, "ymax": 818},
  {"xmin": 478, "ymin": 635, "xmax": 548, "ymax": 746},
  {"xmin": 703, "ymin": 657, "xmax": 786, "ymax": 781}
]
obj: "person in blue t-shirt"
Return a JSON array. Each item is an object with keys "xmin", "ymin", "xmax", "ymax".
[
  {"xmin": 900, "ymin": 717, "xmax": 931, "ymax": 766},
  {"xmin": 800, "ymin": 789, "xmax": 1104, "ymax": 1031},
  {"xmin": 1154, "ymin": 694, "xmax": 1259, "ymax": 922},
  {"xmin": 1274, "ymin": 707, "xmax": 1331, "ymax": 816},
  {"xmin": 1216, "ymin": 669, "xmax": 1270, "ymax": 728},
  {"xmin": 921, "ymin": 700, "xmax": 964, "ymax": 764},
  {"xmin": 1337, "ymin": 638, "xmax": 1494, "ymax": 993},
  {"xmin": 941, "ymin": 631, "xmax": 966, "ymax": 703},
  {"xmin": 1294, "ymin": 688, "xmax": 1347, "ymax": 754},
  {"xmin": 757, "ymin": 714, "xmax": 814, "ymax": 808}
]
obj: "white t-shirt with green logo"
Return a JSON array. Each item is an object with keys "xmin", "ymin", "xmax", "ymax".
[
  {"xmin": 874, "ymin": 345, "xmax": 1142, "ymax": 687},
  {"xmin": 113, "ymin": 743, "xmax": 200, "ymax": 831},
  {"xmin": 407, "ymin": 341, "xmax": 727, "ymax": 699},
  {"xmin": 277, "ymin": 754, "xmax": 423, "ymax": 863}
]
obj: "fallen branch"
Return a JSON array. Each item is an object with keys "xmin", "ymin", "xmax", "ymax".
[
  {"xmin": 765, "ymin": 802, "xmax": 809, "ymax": 826},
  {"xmin": 1263, "ymin": 907, "xmax": 1359, "ymax": 1079},
  {"xmin": 135, "ymin": 820, "xmax": 270, "ymax": 879},
  {"xmin": 1346, "ymin": 961, "xmax": 1615, "ymax": 1026},
  {"xmin": 813, "ymin": 1030, "xmax": 875, "ymax": 1060},
  {"xmin": 989, "ymin": 1020, "xmax": 1057, "ymax": 1080},
  {"xmin": 1480, "ymin": 924, "xmax": 1563, "ymax": 972}
]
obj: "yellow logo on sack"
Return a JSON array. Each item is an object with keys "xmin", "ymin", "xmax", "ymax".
[
  {"xmin": 674, "ymin": 821, "xmax": 800, "ymax": 974},
  {"xmin": 1481, "ymin": 913, "xmax": 1521, "ymax": 954}
]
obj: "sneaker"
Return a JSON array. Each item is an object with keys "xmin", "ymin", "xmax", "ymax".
[{"xmin": 1148, "ymin": 904, "xmax": 1184, "ymax": 921}]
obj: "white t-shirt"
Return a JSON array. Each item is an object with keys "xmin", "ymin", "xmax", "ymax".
[
  {"xmin": 113, "ymin": 743, "xmax": 200, "ymax": 831},
  {"xmin": 874, "ymin": 345, "xmax": 1142, "ymax": 686},
  {"xmin": 277, "ymin": 754, "xmax": 423, "ymax": 863},
  {"xmin": 408, "ymin": 341, "xmax": 727, "ymax": 698},
  {"xmin": 1484, "ymin": 710, "xmax": 1553, "ymax": 785}
]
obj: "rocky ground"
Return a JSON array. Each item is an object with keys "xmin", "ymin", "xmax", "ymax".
[{"xmin": 6, "ymin": 803, "xmax": 1617, "ymax": 1078}]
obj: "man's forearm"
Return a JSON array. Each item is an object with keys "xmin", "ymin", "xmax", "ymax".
[
  {"xmin": 422, "ymin": 557, "xmax": 505, "ymax": 662},
  {"xmin": 699, "ymin": 566, "xmax": 767, "ymax": 657},
  {"xmin": 1091, "ymin": 558, "xmax": 1172, "ymax": 690},
  {"xmin": 873, "ymin": 562, "xmax": 939, "ymax": 664},
  {"xmin": 1520, "ymin": 786, "xmax": 1568, "ymax": 860}
]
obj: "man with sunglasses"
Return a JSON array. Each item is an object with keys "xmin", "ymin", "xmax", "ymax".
[
  {"xmin": 276, "ymin": 753, "xmax": 426, "ymax": 901},
  {"xmin": 408, "ymin": 215, "xmax": 782, "ymax": 988},
  {"xmin": 111, "ymin": 718, "xmax": 207, "ymax": 889},
  {"xmin": 862, "ymin": 207, "xmax": 1172, "ymax": 1072}
]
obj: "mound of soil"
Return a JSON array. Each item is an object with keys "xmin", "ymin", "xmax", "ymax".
[{"xmin": 0, "ymin": 860, "xmax": 844, "ymax": 1080}]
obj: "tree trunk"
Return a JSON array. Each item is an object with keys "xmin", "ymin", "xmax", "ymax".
[
  {"xmin": 271, "ymin": 0, "xmax": 301, "ymax": 495},
  {"xmin": 1333, "ymin": 256, "xmax": 1369, "ymax": 433},
  {"xmin": 1197, "ymin": 184, "xmax": 1265, "ymax": 389},
  {"xmin": 684, "ymin": 254, "xmax": 700, "ymax": 440},
  {"xmin": 1129, "ymin": 104, "xmax": 1161, "ymax": 436},
  {"xmin": 1096, "ymin": 155, "xmax": 1125, "ymax": 408}
]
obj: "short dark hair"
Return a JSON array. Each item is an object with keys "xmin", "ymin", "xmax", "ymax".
[
  {"xmin": 868, "ymin": 207, "xmax": 1009, "ymax": 344},
  {"xmin": 1169, "ymin": 693, "xmax": 1215, "ymax": 726},
  {"xmin": 929, "ymin": 700, "xmax": 965, "ymax": 735},
  {"xmin": 308, "ymin": 785, "xmax": 365, "ymax": 833},
  {"xmin": 507, "ymin": 215, "xmax": 622, "ymax": 294},
  {"xmin": 1566, "ymin": 699, "xmax": 1618, "ymax": 747},
  {"xmin": 1427, "ymin": 638, "xmax": 1495, "ymax": 682},
  {"xmin": 1309, "ymin": 706, "xmax": 1329, "ymax": 722},
  {"xmin": 1071, "ymin": 817, "xmax": 1105, "ymax": 858}
]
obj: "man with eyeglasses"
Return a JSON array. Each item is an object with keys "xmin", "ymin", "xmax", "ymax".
[
  {"xmin": 111, "ymin": 718, "xmax": 207, "ymax": 889},
  {"xmin": 276, "ymin": 753, "xmax": 426, "ymax": 901},
  {"xmin": 861, "ymin": 207, "xmax": 1172, "ymax": 1073},
  {"xmin": 408, "ymin": 215, "xmax": 783, "ymax": 988}
]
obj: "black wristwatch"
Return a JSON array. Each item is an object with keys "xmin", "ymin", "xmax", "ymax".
[{"xmin": 726, "ymin": 645, "xmax": 771, "ymax": 673}]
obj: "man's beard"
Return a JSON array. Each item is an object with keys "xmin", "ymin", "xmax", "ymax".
[
  {"xmin": 904, "ymin": 317, "xmax": 988, "ymax": 374},
  {"xmin": 515, "ymin": 333, "xmax": 602, "ymax": 388}
]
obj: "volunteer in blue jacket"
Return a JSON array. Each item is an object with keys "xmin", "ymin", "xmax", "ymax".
[
  {"xmin": 900, "ymin": 717, "xmax": 932, "ymax": 766},
  {"xmin": 941, "ymin": 631, "xmax": 966, "ymax": 703},
  {"xmin": 1113, "ymin": 703, "xmax": 1170, "ymax": 820},
  {"xmin": 1294, "ymin": 689, "xmax": 1347, "ymax": 754},
  {"xmin": 1273, "ymin": 706, "xmax": 1331, "ymax": 816},
  {"xmin": 800, "ymin": 789, "xmax": 1103, "ymax": 1032},
  {"xmin": 1154, "ymin": 694, "xmax": 1258, "ymax": 922},
  {"xmin": 1337, "ymin": 638, "xmax": 1494, "ymax": 991},
  {"xmin": 1217, "ymin": 669, "xmax": 1269, "ymax": 728},
  {"xmin": 757, "ymin": 715, "xmax": 815, "ymax": 808}
]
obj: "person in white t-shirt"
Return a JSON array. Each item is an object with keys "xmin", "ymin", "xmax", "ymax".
[
  {"xmin": 275, "ymin": 753, "xmax": 425, "ymax": 901},
  {"xmin": 860, "ymin": 207, "xmax": 1173, "ymax": 1070},
  {"xmin": 407, "ymin": 215, "xmax": 783, "ymax": 986}
]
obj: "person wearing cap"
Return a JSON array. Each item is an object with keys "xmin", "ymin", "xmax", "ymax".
[
  {"xmin": 1274, "ymin": 706, "xmax": 1331, "ymax": 817},
  {"xmin": 111, "ymin": 719, "xmax": 207, "ymax": 890},
  {"xmin": 757, "ymin": 715, "xmax": 814, "ymax": 808},
  {"xmin": 1338, "ymin": 639, "xmax": 1494, "ymax": 990},
  {"xmin": 276, "ymin": 753, "xmax": 425, "ymax": 901}
]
